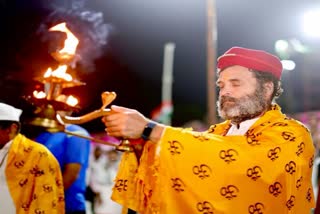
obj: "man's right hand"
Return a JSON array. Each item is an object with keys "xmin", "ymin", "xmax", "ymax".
[{"xmin": 102, "ymin": 105, "xmax": 165, "ymax": 143}]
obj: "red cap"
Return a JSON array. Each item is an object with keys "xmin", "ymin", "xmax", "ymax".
[{"xmin": 217, "ymin": 47, "xmax": 283, "ymax": 79}]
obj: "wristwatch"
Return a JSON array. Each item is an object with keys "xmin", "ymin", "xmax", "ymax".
[{"xmin": 141, "ymin": 122, "xmax": 157, "ymax": 141}]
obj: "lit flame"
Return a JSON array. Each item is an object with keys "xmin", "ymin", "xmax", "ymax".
[
  {"xmin": 33, "ymin": 22, "xmax": 81, "ymax": 107},
  {"xmin": 33, "ymin": 90, "xmax": 46, "ymax": 99},
  {"xmin": 33, "ymin": 89, "xmax": 79, "ymax": 106},
  {"xmin": 56, "ymin": 94, "xmax": 79, "ymax": 107},
  {"xmin": 44, "ymin": 65, "xmax": 72, "ymax": 81},
  {"xmin": 66, "ymin": 95, "xmax": 79, "ymax": 106},
  {"xmin": 49, "ymin": 22, "xmax": 79, "ymax": 56}
]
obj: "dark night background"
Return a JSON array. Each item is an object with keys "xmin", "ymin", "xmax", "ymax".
[{"xmin": 0, "ymin": 0, "xmax": 319, "ymax": 133}]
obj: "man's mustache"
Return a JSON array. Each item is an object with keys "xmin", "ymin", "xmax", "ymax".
[{"xmin": 220, "ymin": 96, "xmax": 237, "ymax": 103}]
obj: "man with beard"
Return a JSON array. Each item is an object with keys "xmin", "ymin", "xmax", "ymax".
[{"xmin": 101, "ymin": 47, "xmax": 315, "ymax": 213}]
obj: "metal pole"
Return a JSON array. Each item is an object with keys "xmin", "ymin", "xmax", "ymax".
[
  {"xmin": 63, "ymin": 130, "xmax": 133, "ymax": 152},
  {"xmin": 206, "ymin": 0, "xmax": 218, "ymax": 125},
  {"xmin": 161, "ymin": 42, "xmax": 175, "ymax": 125},
  {"xmin": 64, "ymin": 130, "xmax": 117, "ymax": 147}
]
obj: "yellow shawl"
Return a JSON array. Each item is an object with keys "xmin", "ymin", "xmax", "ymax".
[
  {"xmin": 5, "ymin": 134, "xmax": 65, "ymax": 213},
  {"xmin": 112, "ymin": 105, "xmax": 315, "ymax": 213}
]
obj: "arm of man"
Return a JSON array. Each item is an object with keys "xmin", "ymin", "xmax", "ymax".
[
  {"xmin": 63, "ymin": 125, "xmax": 90, "ymax": 190},
  {"xmin": 63, "ymin": 163, "xmax": 82, "ymax": 190}
]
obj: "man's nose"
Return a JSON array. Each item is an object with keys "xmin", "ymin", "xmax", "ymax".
[{"xmin": 219, "ymin": 87, "xmax": 231, "ymax": 97}]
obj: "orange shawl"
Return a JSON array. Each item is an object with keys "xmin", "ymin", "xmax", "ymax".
[
  {"xmin": 112, "ymin": 105, "xmax": 315, "ymax": 213},
  {"xmin": 5, "ymin": 134, "xmax": 65, "ymax": 213}
]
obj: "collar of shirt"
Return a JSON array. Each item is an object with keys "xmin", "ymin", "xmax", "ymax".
[
  {"xmin": 226, "ymin": 117, "xmax": 260, "ymax": 136},
  {"xmin": 0, "ymin": 140, "xmax": 13, "ymax": 168}
]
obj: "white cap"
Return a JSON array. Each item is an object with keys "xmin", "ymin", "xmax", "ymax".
[{"xmin": 0, "ymin": 103, "xmax": 22, "ymax": 122}]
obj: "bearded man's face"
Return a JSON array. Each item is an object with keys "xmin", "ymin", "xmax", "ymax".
[
  {"xmin": 217, "ymin": 85, "xmax": 268, "ymax": 123},
  {"xmin": 216, "ymin": 66, "xmax": 270, "ymax": 123}
]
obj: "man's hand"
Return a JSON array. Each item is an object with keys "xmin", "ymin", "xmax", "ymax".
[
  {"xmin": 102, "ymin": 105, "xmax": 149, "ymax": 139},
  {"xmin": 102, "ymin": 105, "xmax": 166, "ymax": 143}
]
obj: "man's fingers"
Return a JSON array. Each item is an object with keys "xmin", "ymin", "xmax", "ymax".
[
  {"xmin": 102, "ymin": 110, "xmax": 124, "ymax": 125},
  {"xmin": 103, "ymin": 116, "xmax": 122, "ymax": 128},
  {"xmin": 105, "ymin": 127, "xmax": 127, "ymax": 138},
  {"xmin": 102, "ymin": 106, "xmax": 145, "ymax": 139},
  {"xmin": 105, "ymin": 127, "xmax": 118, "ymax": 137},
  {"xmin": 111, "ymin": 105, "xmax": 135, "ymax": 113}
]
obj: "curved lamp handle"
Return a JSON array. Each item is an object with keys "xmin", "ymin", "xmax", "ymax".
[
  {"xmin": 57, "ymin": 91, "xmax": 116, "ymax": 125},
  {"xmin": 57, "ymin": 91, "xmax": 133, "ymax": 152}
]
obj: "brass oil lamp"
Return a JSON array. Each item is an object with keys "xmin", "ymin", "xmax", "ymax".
[{"xmin": 26, "ymin": 22, "xmax": 132, "ymax": 152}]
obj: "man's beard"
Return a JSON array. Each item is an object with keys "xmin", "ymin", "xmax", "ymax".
[{"xmin": 217, "ymin": 86, "xmax": 269, "ymax": 124}]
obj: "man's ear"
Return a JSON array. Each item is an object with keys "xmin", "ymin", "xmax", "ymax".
[
  {"xmin": 264, "ymin": 81, "xmax": 274, "ymax": 98},
  {"xmin": 8, "ymin": 123, "xmax": 19, "ymax": 136}
]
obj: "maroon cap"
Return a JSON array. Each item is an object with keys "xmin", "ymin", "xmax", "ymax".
[{"xmin": 217, "ymin": 47, "xmax": 283, "ymax": 79}]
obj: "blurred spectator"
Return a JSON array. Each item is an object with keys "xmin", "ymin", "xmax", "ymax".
[
  {"xmin": 88, "ymin": 146, "xmax": 122, "ymax": 214},
  {"xmin": 182, "ymin": 119, "xmax": 207, "ymax": 131},
  {"xmin": 293, "ymin": 111, "xmax": 320, "ymax": 204},
  {"xmin": 85, "ymin": 145, "xmax": 106, "ymax": 214},
  {"xmin": 294, "ymin": 111, "xmax": 320, "ymax": 155},
  {"xmin": 309, "ymin": 114, "xmax": 320, "ymax": 156},
  {"xmin": 307, "ymin": 114, "xmax": 320, "ymax": 214}
]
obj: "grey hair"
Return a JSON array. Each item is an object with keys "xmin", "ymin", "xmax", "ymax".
[{"xmin": 249, "ymin": 69, "xmax": 283, "ymax": 101}]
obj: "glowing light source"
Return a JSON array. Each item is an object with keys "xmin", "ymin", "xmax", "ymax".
[
  {"xmin": 55, "ymin": 95, "xmax": 79, "ymax": 107},
  {"xmin": 49, "ymin": 22, "xmax": 79, "ymax": 55},
  {"xmin": 44, "ymin": 65, "xmax": 72, "ymax": 81},
  {"xmin": 281, "ymin": 60, "xmax": 296, "ymax": 71},
  {"xmin": 66, "ymin": 95, "xmax": 79, "ymax": 106},
  {"xmin": 302, "ymin": 9, "xmax": 320, "ymax": 38},
  {"xmin": 275, "ymin": 40, "xmax": 289, "ymax": 53},
  {"xmin": 33, "ymin": 90, "xmax": 46, "ymax": 99},
  {"xmin": 32, "ymin": 22, "xmax": 82, "ymax": 108}
]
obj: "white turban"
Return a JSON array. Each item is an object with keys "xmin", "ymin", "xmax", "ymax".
[{"xmin": 0, "ymin": 103, "xmax": 22, "ymax": 122}]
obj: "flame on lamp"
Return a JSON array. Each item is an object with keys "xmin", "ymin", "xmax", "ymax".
[
  {"xmin": 33, "ymin": 90, "xmax": 46, "ymax": 99},
  {"xmin": 49, "ymin": 22, "xmax": 79, "ymax": 56},
  {"xmin": 27, "ymin": 22, "xmax": 83, "ymax": 132},
  {"xmin": 31, "ymin": 22, "xmax": 82, "ymax": 108},
  {"xmin": 55, "ymin": 94, "xmax": 79, "ymax": 107},
  {"xmin": 44, "ymin": 65, "xmax": 72, "ymax": 81},
  {"xmin": 66, "ymin": 95, "xmax": 78, "ymax": 106}
]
